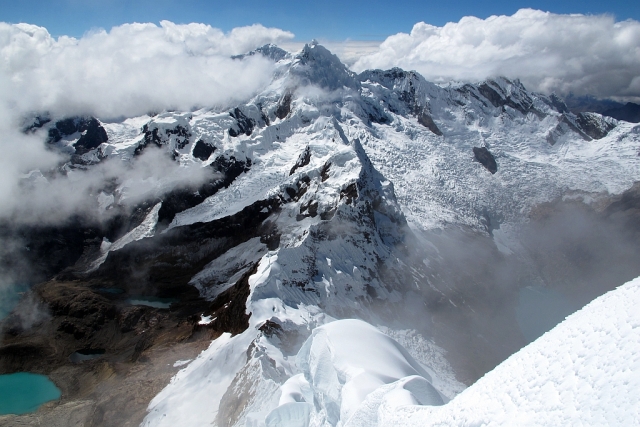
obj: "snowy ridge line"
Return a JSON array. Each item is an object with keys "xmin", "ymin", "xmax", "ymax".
[
  {"xmin": 379, "ymin": 276, "xmax": 640, "ymax": 427},
  {"xmin": 29, "ymin": 42, "xmax": 640, "ymax": 238}
]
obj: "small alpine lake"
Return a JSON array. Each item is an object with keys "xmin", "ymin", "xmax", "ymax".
[
  {"xmin": 125, "ymin": 296, "xmax": 177, "ymax": 309},
  {"xmin": 0, "ymin": 372, "xmax": 61, "ymax": 415}
]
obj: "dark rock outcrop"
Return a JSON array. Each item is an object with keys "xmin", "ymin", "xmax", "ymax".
[
  {"xmin": 47, "ymin": 117, "xmax": 109, "ymax": 154},
  {"xmin": 228, "ymin": 108, "xmax": 255, "ymax": 137},
  {"xmin": 473, "ymin": 147, "xmax": 498, "ymax": 174},
  {"xmin": 477, "ymin": 79, "xmax": 534, "ymax": 116},
  {"xmin": 275, "ymin": 93, "xmax": 292, "ymax": 120},
  {"xmin": 192, "ymin": 139, "xmax": 216, "ymax": 161},
  {"xmin": 289, "ymin": 146, "xmax": 311, "ymax": 175},
  {"xmin": 575, "ymin": 112, "xmax": 617, "ymax": 140},
  {"xmin": 417, "ymin": 111, "xmax": 443, "ymax": 136},
  {"xmin": 135, "ymin": 123, "xmax": 190, "ymax": 156}
]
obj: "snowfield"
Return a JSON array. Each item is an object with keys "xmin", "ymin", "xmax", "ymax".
[
  {"xmin": 145, "ymin": 276, "xmax": 640, "ymax": 427},
  {"xmin": 137, "ymin": 44, "xmax": 640, "ymax": 427},
  {"xmin": 379, "ymin": 276, "xmax": 640, "ymax": 427}
]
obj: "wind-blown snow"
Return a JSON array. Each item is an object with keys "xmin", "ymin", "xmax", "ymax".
[
  {"xmin": 267, "ymin": 319, "xmax": 444, "ymax": 427},
  {"xmin": 376, "ymin": 276, "xmax": 640, "ymax": 427}
]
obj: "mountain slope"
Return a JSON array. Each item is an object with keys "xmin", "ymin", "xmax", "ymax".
[{"xmin": 380, "ymin": 275, "xmax": 640, "ymax": 427}]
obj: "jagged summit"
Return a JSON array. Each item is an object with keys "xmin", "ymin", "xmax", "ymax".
[
  {"xmin": 232, "ymin": 43, "xmax": 291, "ymax": 62},
  {"xmin": 290, "ymin": 42, "xmax": 359, "ymax": 91}
]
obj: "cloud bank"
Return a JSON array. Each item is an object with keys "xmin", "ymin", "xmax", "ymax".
[
  {"xmin": 352, "ymin": 9, "xmax": 640, "ymax": 100},
  {"xmin": 0, "ymin": 21, "xmax": 294, "ymax": 118},
  {"xmin": 0, "ymin": 21, "xmax": 293, "ymax": 225}
]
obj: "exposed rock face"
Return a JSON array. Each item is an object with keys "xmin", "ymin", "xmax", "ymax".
[
  {"xmin": 229, "ymin": 107, "xmax": 255, "ymax": 137},
  {"xmin": 289, "ymin": 146, "xmax": 311, "ymax": 175},
  {"xmin": 477, "ymin": 79, "xmax": 535, "ymax": 116},
  {"xmin": 575, "ymin": 112, "xmax": 617, "ymax": 139},
  {"xmin": 417, "ymin": 111, "xmax": 443, "ymax": 136},
  {"xmin": 0, "ymin": 220, "xmax": 101, "ymax": 283},
  {"xmin": 473, "ymin": 147, "xmax": 498, "ymax": 174},
  {"xmin": 359, "ymin": 68, "xmax": 441, "ymax": 133},
  {"xmin": 275, "ymin": 93, "xmax": 292, "ymax": 120},
  {"xmin": 192, "ymin": 139, "xmax": 216, "ymax": 161},
  {"xmin": 136, "ymin": 122, "xmax": 191, "ymax": 156},
  {"xmin": 47, "ymin": 117, "xmax": 108, "ymax": 151}
]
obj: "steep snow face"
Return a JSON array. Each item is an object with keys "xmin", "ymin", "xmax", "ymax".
[
  {"xmin": 290, "ymin": 41, "xmax": 359, "ymax": 92},
  {"xmin": 376, "ymin": 275, "xmax": 640, "ymax": 427},
  {"xmin": 148, "ymin": 276, "xmax": 640, "ymax": 427},
  {"xmin": 356, "ymin": 70, "xmax": 640, "ymax": 232},
  {"xmin": 270, "ymin": 319, "xmax": 444, "ymax": 427},
  {"xmin": 133, "ymin": 45, "xmax": 640, "ymax": 427}
]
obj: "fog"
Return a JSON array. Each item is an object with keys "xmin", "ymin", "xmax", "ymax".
[
  {"xmin": 392, "ymin": 198, "xmax": 640, "ymax": 384},
  {"xmin": 6, "ymin": 147, "xmax": 216, "ymax": 226},
  {"xmin": 0, "ymin": 21, "xmax": 292, "ymax": 225},
  {"xmin": 0, "ymin": 21, "xmax": 294, "ymax": 320},
  {"xmin": 0, "ymin": 21, "xmax": 291, "ymax": 118}
]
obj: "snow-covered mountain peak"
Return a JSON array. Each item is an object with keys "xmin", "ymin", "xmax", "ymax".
[
  {"xmin": 290, "ymin": 42, "xmax": 359, "ymax": 91},
  {"xmin": 233, "ymin": 43, "xmax": 291, "ymax": 63}
]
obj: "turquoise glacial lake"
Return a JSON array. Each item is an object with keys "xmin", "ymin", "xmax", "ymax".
[{"xmin": 0, "ymin": 373, "xmax": 61, "ymax": 415}]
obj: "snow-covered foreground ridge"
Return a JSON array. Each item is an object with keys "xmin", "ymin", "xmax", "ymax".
[
  {"xmin": 380, "ymin": 276, "xmax": 640, "ymax": 427},
  {"xmin": 147, "ymin": 277, "xmax": 640, "ymax": 427}
]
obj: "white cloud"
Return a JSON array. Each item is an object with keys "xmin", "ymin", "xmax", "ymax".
[
  {"xmin": 352, "ymin": 9, "xmax": 640, "ymax": 100},
  {"xmin": 0, "ymin": 21, "xmax": 294, "ymax": 224},
  {"xmin": 0, "ymin": 21, "xmax": 294, "ymax": 118},
  {"xmin": 282, "ymin": 40, "xmax": 382, "ymax": 67}
]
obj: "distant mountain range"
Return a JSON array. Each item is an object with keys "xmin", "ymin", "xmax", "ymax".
[{"xmin": 564, "ymin": 94, "xmax": 640, "ymax": 123}]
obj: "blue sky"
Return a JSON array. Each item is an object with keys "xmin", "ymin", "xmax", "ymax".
[{"xmin": 1, "ymin": 0, "xmax": 639, "ymax": 40}]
